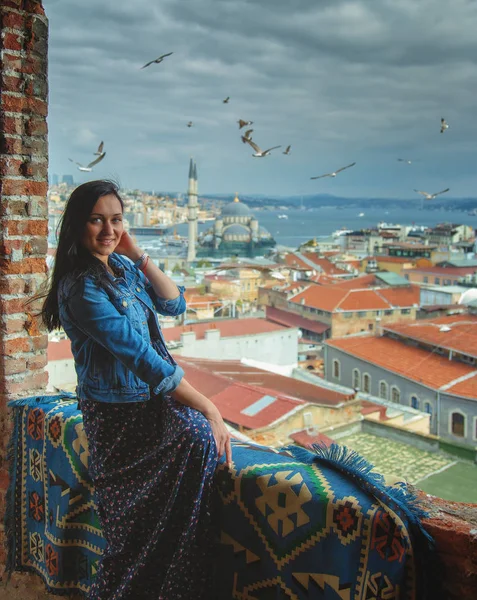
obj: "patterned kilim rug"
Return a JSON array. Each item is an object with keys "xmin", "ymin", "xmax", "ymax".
[{"xmin": 6, "ymin": 394, "xmax": 438, "ymax": 599}]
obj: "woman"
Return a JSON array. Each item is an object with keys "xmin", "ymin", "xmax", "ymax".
[{"xmin": 38, "ymin": 180, "xmax": 231, "ymax": 599}]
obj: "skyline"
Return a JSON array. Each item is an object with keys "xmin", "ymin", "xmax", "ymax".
[{"xmin": 46, "ymin": 0, "xmax": 477, "ymax": 197}]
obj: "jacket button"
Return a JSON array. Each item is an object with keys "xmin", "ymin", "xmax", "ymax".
[
  {"xmin": 122, "ymin": 300, "xmax": 128, "ymax": 307},
  {"xmin": 136, "ymin": 287, "xmax": 141, "ymax": 292}
]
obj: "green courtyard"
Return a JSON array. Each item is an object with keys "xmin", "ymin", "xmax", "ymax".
[{"xmin": 339, "ymin": 432, "xmax": 477, "ymax": 503}]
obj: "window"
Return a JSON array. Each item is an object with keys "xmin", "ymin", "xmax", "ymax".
[
  {"xmin": 404, "ymin": 274, "xmax": 409, "ymax": 280},
  {"xmin": 368, "ymin": 323, "xmax": 374, "ymax": 331},
  {"xmin": 379, "ymin": 381, "xmax": 388, "ymax": 400},
  {"xmin": 352, "ymin": 368, "xmax": 360, "ymax": 390},
  {"xmin": 411, "ymin": 395, "xmax": 419, "ymax": 410},
  {"xmin": 357, "ymin": 311, "xmax": 367, "ymax": 318},
  {"xmin": 384, "ymin": 310, "xmax": 393, "ymax": 316},
  {"xmin": 451, "ymin": 412, "xmax": 465, "ymax": 437},
  {"xmin": 443, "ymin": 279, "xmax": 451, "ymax": 286},
  {"xmin": 332, "ymin": 359, "xmax": 340, "ymax": 380},
  {"xmin": 401, "ymin": 309, "xmax": 411, "ymax": 315},
  {"xmin": 423, "ymin": 276, "xmax": 428, "ymax": 284},
  {"xmin": 344, "ymin": 313, "xmax": 353, "ymax": 319},
  {"xmin": 434, "ymin": 277, "xmax": 440, "ymax": 284},
  {"xmin": 474, "ymin": 417, "xmax": 477, "ymax": 442},
  {"xmin": 391, "ymin": 386, "xmax": 400, "ymax": 403},
  {"xmin": 362, "ymin": 373, "xmax": 371, "ymax": 393}
]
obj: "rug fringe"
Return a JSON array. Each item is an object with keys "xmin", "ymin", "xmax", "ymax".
[{"xmin": 284, "ymin": 442, "xmax": 445, "ymax": 600}]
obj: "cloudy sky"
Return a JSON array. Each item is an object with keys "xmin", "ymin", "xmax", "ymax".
[{"xmin": 45, "ymin": 0, "xmax": 477, "ymax": 198}]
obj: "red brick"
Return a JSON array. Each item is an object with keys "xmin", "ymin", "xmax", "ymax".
[
  {"xmin": 0, "ymin": 51, "xmax": 22, "ymax": 72},
  {"xmin": 0, "ymin": 74, "xmax": 25, "ymax": 94},
  {"xmin": 31, "ymin": 333, "xmax": 48, "ymax": 350},
  {"xmin": 0, "ymin": 238, "xmax": 23, "ymax": 254},
  {"xmin": 0, "ymin": 356, "xmax": 27, "ymax": 376},
  {"xmin": 1, "ymin": 370, "xmax": 48, "ymax": 395},
  {"xmin": 1, "ymin": 178, "xmax": 47, "ymax": 196},
  {"xmin": 0, "ymin": 135, "xmax": 24, "ymax": 156},
  {"xmin": 1, "ymin": 12, "xmax": 26, "ymax": 31},
  {"xmin": 24, "ymin": 117, "xmax": 47, "ymax": 136},
  {"xmin": 0, "ymin": 277, "xmax": 26, "ymax": 294},
  {"xmin": 4, "ymin": 219, "xmax": 48, "ymax": 236},
  {"xmin": 1, "ymin": 94, "xmax": 47, "ymax": 117},
  {"xmin": 26, "ymin": 353, "xmax": 47, "ymax": 370},
  {"xmin": 0, "ymin": 336, "xmax": 32, "ymax": 354},
  {"xmin": 2, "ymin": 31, "xmax": 23, "ymax": 51},
  {"xmin": 0, "ymin": 156, "xmax": 23, "ymax": 176},
  {"xmin": 0, "ymin": 115, "xmax": 24, "ymax": 136},
  {"xmin": 0, "ymin": 317, "xmax": 26, "ymax": 334},
  {"xmin": 0, "ymin": 297, "xmax": 25, "ymax": 314}
]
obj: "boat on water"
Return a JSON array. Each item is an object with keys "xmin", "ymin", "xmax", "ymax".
[
  {"xmin": 332, "ymin": 227, "xmax": 353, "ymax": 238},
  {"xmin": 358, "ymin": 212, "xmax": 365, "ymax": 217},
  {"xmin": 278, "ymin": 214, "xmax": 289, "ymax": 219},
  {"xmin": 129, "ymin": 224, "xmax": 171, "ymax": 236}
]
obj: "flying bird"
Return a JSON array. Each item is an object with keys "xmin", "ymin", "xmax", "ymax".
[
  {"xmin": 68, "ymin": 153, "xmax": 106, "ymax": 172},
  {"xmin": 440, "ymin": 118, "xmax": 449, "ymax": 133},
  {"xmin": 94, "ymin": 141, "xmax": 104, "ymax": 156},
  {"xmin": 283, "ymin": 145, "xmax": 291, "ymax": 155},
  {"xmin": 413, "ymin": 188, "xmax": 450, "ymax": 200},
  {"xmin": 244, "ymin": 138, "xmax": 280, "ymax": 157},
  {"xmin": 310, "ymin": 162, "xmax": 356, "ymax": 179},
  {"xmin": 140, "ymin": 52, "xmax": 173, "ymax": 69},
  {"xmin": 187, "ymin": 121, "xmax": 193, "ymax": 128},
  {"xmin": 223, "ymin": 97, "xmax": 230, "ymax": 104},
  {"xmin": 241, "ymin": 129, "xmax": 253, "ymax": 144},
  {"xmin": 238, "ymin": 119, "xmax": 253, "ymax": 129}
]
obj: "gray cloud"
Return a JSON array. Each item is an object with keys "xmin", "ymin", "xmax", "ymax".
[{"xmin": 44, "ymin": 0, "xmax": 477, "ymax": 196}]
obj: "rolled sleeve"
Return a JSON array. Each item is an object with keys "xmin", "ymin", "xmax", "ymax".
[
  {"xmin": 152, "ymin": 364, "xmax": 184, "ymax": 396},
  {"xmin": 67, "ymin": 278, "xmax": 178, "ymax": 392},
  {"xmin": 147, "ymin": 284, "xmax": 187, "ymax": 317}
]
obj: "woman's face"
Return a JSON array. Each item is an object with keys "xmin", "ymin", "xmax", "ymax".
[{"xmin": 81, "ymin": 194, "xmax": 124, "ymax": 262}]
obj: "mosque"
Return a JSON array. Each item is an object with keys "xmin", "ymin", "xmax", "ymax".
[{"xmin": 187, "ymin": 159, "xmax": 276, "ymax": 260}]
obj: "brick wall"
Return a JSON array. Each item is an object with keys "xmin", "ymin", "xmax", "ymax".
[
  {"xmin": 0, "ymin": 2, "xmax": 476, "ymax": 600},
  {"xmin": 0, "ymin": 1, "xmax": 51, "ymax": 596}
]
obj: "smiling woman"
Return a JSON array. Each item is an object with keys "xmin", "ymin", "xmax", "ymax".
[{"xmin": 31, "ymin": 180, "xmax": 232, "ymax": 599}]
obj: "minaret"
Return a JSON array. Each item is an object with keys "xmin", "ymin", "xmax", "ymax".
[{"xmin": 187, "ymin": 158, "xmax": 198, "ymax": 262}]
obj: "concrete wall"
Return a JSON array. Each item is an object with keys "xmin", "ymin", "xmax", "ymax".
[
  {"xmin": 324, "ymin": 345, "xmax": 439, "ymax": 432},
  {"xmin": 173, "ymin": 328, "xmax": 299, "ymax": 366}
]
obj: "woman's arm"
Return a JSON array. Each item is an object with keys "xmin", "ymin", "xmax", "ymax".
[
  {"xmin": 117, "ymin": 232, "xmax": 180, "ymax": 300},
  {"xmin": 171, "ymin": 378, "xmax": 232, "ymax": 468}
]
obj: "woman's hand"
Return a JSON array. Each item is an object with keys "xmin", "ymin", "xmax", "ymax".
[
  {"xmin": 115, "ymin": 231, "xmax": 142, "ymax": 262},
  {"xmin": 207, "ymin": 411, "xmax": 232, "ymax": 468}
]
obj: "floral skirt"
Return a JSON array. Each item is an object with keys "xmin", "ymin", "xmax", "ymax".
[{"xmin": 79, "ymin": 394, "xmax": 219, "ymax": 600}]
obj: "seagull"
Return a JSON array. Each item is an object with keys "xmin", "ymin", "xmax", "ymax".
[
  {"xmin": 397, "ymin": 158, "xmax": 412, "ymax": 164},
  {"xmin": 223, "ymin": 96, "xmax": 230, "ymax": 104},
  {"xmin": 238, "ymin": 119, "xmax": 253, "ymax": 129},
  {"xmin": 94, "ymin": 141, "xmax": 104, "ymax": 156},
  {"xmin": 140, "ymin": 52, "xmax": 173, "ymax": 69},
  {"xmin": 440, "ymin": 118, "xmax": 449, "ymax": 133},
  {"xmin": 310, "ymin": 162, "xmax": 356, "ymax": 179},
  {"xmin": 244, "ymin": 138, "xmax": 280, "ymax": 157},
  {"xmin": 68, "ymin": 153, "xmax": 106, "ymax": 172},
  {"xmin": 187, "ymin": 121, "xmax": 193, "ymax": 128},
  {"xmin": 283, "ymin": 145, "xmax": 291, "ymax": 155},
  {"xmin": 413, "ymin": 188, "xmax": 450, "ymax": 200},
  {"xmin": 241, "ymin": 129, "xmax": 253, "ymax": 144}
]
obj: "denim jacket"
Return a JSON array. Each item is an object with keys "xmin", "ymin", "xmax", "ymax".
[{"xmin": 58, "ymin": 253, "xmax": 185, "ymax": 403}]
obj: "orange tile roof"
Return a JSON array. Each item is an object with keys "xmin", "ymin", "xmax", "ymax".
[
  {"xmin": 326, "ymin": 336, "xmax": 477, "ymax": 397},
  {"xmin": 178, "ymin": 357, "xmax": 352, "ymax": 406},
  {"xmin": 301, "ymin": 254, "xmax": 349, "ymax": 275},
  {"xmin": 383, "ymin": 316, "xmax": 477, "ymax": 358},
  {"xmin": 290, "ymin": 430, "xmax": 333, "ymax": 448},
  {"xmin": 163, "ymin": 318, "xmax": 288, "ymax": 342},
  {"xmin": 290, "ymin": 283, "xmax": 419, "ymax": 312},
  {"xmin": 375, "ymin": 256, "xmax": 417, "ymax": 264},
  {"xmin": 47, "ymin": 339, "xmax": 73, "ymax": 361}
]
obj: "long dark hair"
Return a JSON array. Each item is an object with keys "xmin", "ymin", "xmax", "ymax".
[{"xmin": 34, "ymin": 180, "xmax": 124, "ymax": 331}]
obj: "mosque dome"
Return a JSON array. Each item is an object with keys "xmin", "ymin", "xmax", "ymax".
[
  {"xmin": 221, "ymin": 194, "xmax": 251, "ymax": 217},
  {"xmin": 223, "ymin": 224, "xmax": 251, "ymax": 240},
  {"xmin": 259, "ymin": 226, "xmax": 272, "ymax": 238}
]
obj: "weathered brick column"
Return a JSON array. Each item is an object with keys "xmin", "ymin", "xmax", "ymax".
[{"xmin": 0, "ymin": 0, "xmax": 49, "ymax": 586}]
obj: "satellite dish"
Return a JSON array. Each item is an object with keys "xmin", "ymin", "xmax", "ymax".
[{"xmin": 458, "ymin": 288, "xmax": 477, "ymax": 305}]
